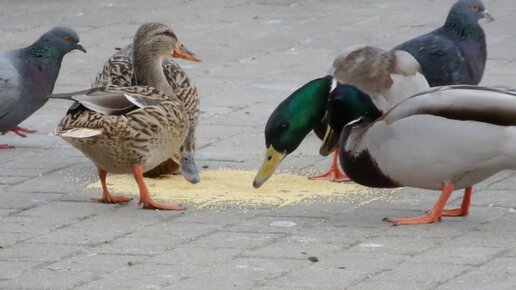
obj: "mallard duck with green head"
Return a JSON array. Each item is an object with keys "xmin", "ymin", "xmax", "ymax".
[{"xmin": 253, "ymin": 46, "xmax": 429, "ymax": 188}]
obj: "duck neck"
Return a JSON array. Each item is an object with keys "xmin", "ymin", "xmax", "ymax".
[{"xmin": 133, "ymin": 49, "xmax": 173, "ymax": 96}]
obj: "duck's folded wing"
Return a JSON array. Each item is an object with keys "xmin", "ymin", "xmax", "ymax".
[
  {"xmin": 48, "ymin": 86, "xmax": 166, "ymax": 116},
  {"xmin": 48, "ymin": 87, "xmax": 135, "ymax": 115}
]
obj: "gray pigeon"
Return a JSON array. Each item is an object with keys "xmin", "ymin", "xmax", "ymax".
[
  {"xmin": 0, "ymin": 27, "xmax": 86, "ymax": 149},
  {"xmin": 394, "ymin": 0, "xmax": 493, "ymax": 87}
]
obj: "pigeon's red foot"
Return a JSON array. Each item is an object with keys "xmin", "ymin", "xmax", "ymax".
[
  {"xmin": 10, "ymin": 126, "xmax": 36, "ymax": 137},
  {"xmin": 0, "ymin": 144, "xmax": 15, "ymax": 150}
]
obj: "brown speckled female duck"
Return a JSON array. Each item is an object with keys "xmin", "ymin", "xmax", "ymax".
[
  {"xmin": 92, "ymin": 33, "xmax": 200, "ymax": 180},
  {"xmin": 51, "ymin": 23, "xmax": 199, "ymax": 210}
]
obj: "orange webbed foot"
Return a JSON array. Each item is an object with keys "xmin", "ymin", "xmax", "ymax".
[
  {"xmin": 91, "ymin": 195, "xmax": 133, "ymax": 204},
  {"xmin": 384, "ymin": 183, "xmax": 456, "ymax": 226},
  {"xmin": 133, "ymin": 165, "xmax": 185, "ymax": 211},
  {"xmin": 138, "ymin": 198, "xmax": 185, "ymax": 211},
  {"xmin": 309, "ymin": 149, "xmax": 350, "ymax": 182},
  {"xmin": 383, "ymin": 212, "xmax": 442, "ymax": 226},
  {"xmin": 440, "ymin": 208, "xmax": 468, "ymax": 217},
  {"xmin": 308, "ymin": 169, "xmax": 350, "ymax": 182}
]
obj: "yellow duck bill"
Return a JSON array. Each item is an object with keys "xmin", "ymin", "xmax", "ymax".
[
  {"xmin": 253, "ymin": 146, "xmax": 287, "ymax": 188},
  {"xmin": 319, "ymin": 125, "xmax": 340, "ymax": 157}
]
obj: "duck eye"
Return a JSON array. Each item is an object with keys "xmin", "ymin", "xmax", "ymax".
[
  {"xmin": 64, "ymin": 35, "xmax": 72, "ymax": 42},
  {"xmin": 280, "ymin": 123, "xmax": 289, "ymax": 130},
  {"xmin": 471, "ymin": 4, "xmax": 478, "ymax": 12}
]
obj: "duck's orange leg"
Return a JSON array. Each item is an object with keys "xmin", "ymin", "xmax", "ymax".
[
  {"xmin": 441, "ymin": 186, "xmax": 472, "ymax": 217},
  {"xmin": 309, "ymin": 149, "xmax": 350, "ymax": 182},
  {"xmin": 91, "ymin": 167, "xmax": 132, "ymax": 204},
  {"xmin": 133, "ymin": 165, "xmax": 185, "ymax": 211},
  {"xmin": 384, "ymin": 182, "xmax": 455, "ymax": 225}
]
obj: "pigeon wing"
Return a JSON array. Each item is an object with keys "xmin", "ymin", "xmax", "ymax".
[{"xmin": 0, "ymin": 55, "xmax": 22, "ymax": 123}]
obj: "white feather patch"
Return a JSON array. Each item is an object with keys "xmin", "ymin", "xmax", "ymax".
[
  {"xmin": 123, "ymin": 93, "xmax": 146, "ymax": 108},
  {"xmin": 393, "ymin": 50, "xmax": 423, "ymax": 75},
  {"xmin": 58, "ymin": 128, "xmax": 102, "ymax": 138},
  {"xmin": 331, "ymin": 77, "xmax": 337, "ymax": 91}
]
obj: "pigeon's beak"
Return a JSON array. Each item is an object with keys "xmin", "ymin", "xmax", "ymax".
[
  {"xmin": 75, "ymin": 43, "xmax": 87, "ymax": 53},
  {"xmin": 172, "ymin": 44, "xmax": 201, "ymax": 62},
  {"xmin": 481, "ymin": 10, "xmax": 495, "ymax": 22}
]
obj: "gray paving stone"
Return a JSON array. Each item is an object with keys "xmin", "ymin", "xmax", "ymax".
[
  {"xmin": 192, "ymin": 231, "xmax": 285, "ymax": 250},
  {"xmin": 408, "ymin": 246, "xmax": 505, "ymax": 266},
  {"xmin": 175, "ymin": 258, "xmax": 306, "ymax": 289},
  {"xmin": 316, "ymin": 252, "xmax": 409, "ymax": 276},
  {"xmin": 0, "ymin": 232, "xmax": 34, "ymax": 248},
  {"xmin": 437, "ymin": 257, "xmax": 516, "ymax": 290},
  {"xmin": 243, "ymin": 237, "xmax": 342, "ymax": 260},
  {"xmin": 263, "ymin": 265, "xmax": 368, "ymax": 290},
  {"xmin": 31, "ymin": 224, "xmax": 131, "ymax": 247},
  {"xmin": 46, "ymin": 253, "xmax": 149, "ymax": 275},
  {"xmin": 0, "ymin": 268, "xmax": 96, "ymax": 290},
  {"xmin": 348, "ymin": 280, "xmax": 437, "ymax": 290},
  {"xmin": 0, "ymin": 215, "xmax": 75, "ymax": 235},
  {"xmin": 227, "ymin": 215, "xmax": 333, "ymax": 234},
  {"xmin": 0, "ymin": 242, "xmax": 85, "ymax": 262},
  {"xmin": 371, "ymin": 263, "xmax": 473, "ymax": 283},
  {"xmin": 151, "ymin": 246, "xmax": 241, "ymax": 266},
  {"xmin": 78, "ymin": 263, "xmax": 208, "ymax": 290},
  {"xmin": 0, "ymin": 191, "xmax": 64, "ymax": 210},
  {"xmin": 349, "ymin": 236, "xmax": 445, "ymax": 256},
  {"xmin": 96, "ymin": 236, "xmax": 182, "ymax": 256},
  {"xmin": 0, "ymin": 260, "xmax": 39, "ymax": 280}
]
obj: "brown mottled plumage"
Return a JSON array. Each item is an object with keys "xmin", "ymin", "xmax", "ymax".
[
  {"xmin": 52, "ymin": 23, "xmax": 200, "ymax": 210},
  {"xmin": 93, "ymin": 43, "xmax": 200, "ymax": 178},
  {"xmin": 56, "ymin": 85, "xmax": 187, "ymax": 174}
]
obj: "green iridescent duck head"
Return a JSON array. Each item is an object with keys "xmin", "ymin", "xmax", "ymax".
[{"xmin": 253, "ymin": 76, "xmax": 334, "ymax": 188}]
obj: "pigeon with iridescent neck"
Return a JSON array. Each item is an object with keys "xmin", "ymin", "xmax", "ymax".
[
  {"xmin": 394, "ymin": 0, "xmax": 493, "ymax": 86},
  {"xmin": 0, "ymin": 26, "xmax": 86, "ymax": 149}
]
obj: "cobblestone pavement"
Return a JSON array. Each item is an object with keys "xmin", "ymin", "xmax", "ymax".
[{"xmin": 1, "ymin": 0, "xmax": 516, "ymax": 289}]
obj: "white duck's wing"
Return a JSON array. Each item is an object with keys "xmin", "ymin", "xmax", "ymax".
[
  {"xmin": 0, "ymin": 54, "xmax": 22, "ymax": 128},
  {"xmin": 383, "ymin": 85, "xmax": 516, "ymax": 126},
  {"xmin": 331, "ymin": 46, "xmax": 429, "ymax": 112}
]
